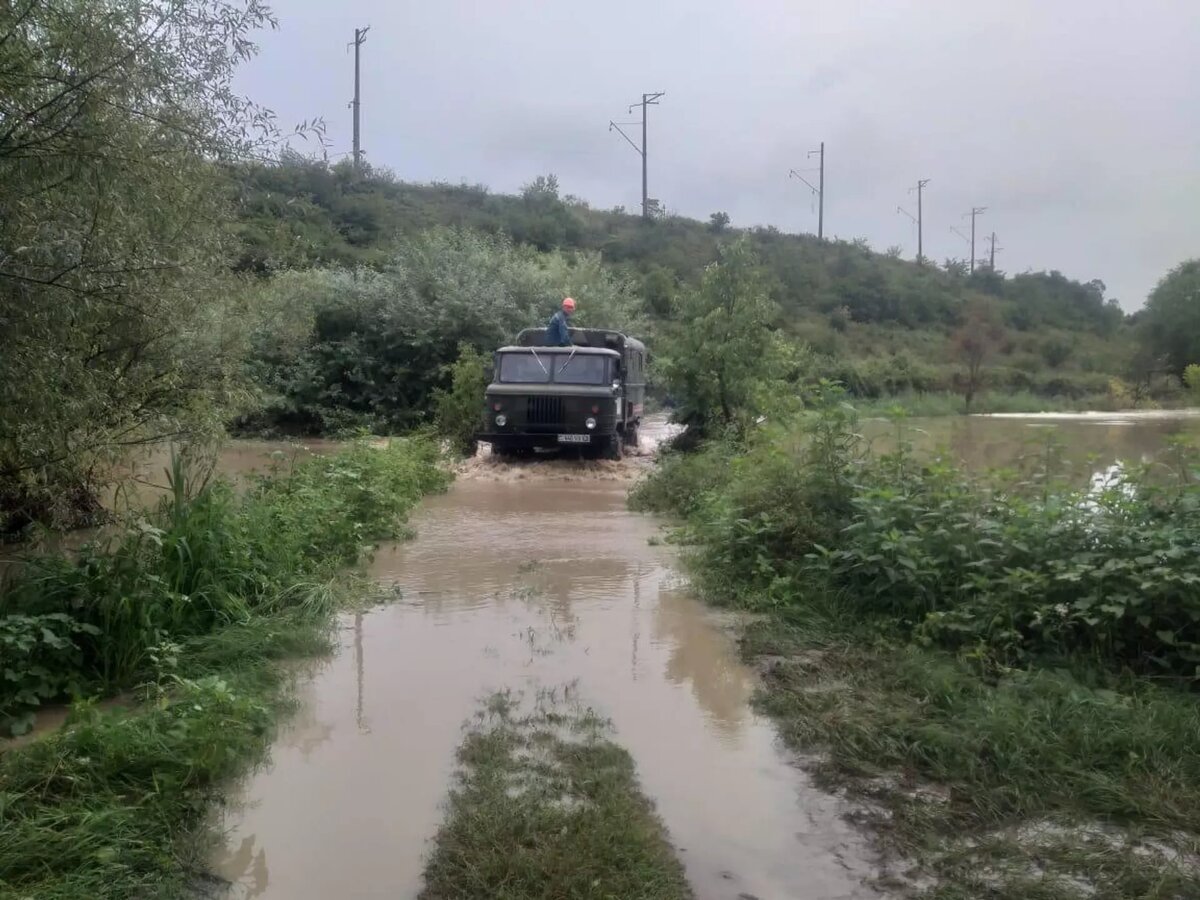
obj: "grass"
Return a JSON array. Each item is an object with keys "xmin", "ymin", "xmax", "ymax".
[
  {"xmin": 420, "ymin": 689, "xmax": 693, "ymax": 900},
  {"xmin": 0, "ymin": 664, "xmax": 292, "ymax": 899},
  {"xmin": 0, "ymin": 438, "xmax": 450, "ymax": 898},
  {"xmin": 740, "ymin": 605, "xmax": 1200, "ymax": 899}
]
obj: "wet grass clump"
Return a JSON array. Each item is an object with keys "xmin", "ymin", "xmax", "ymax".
[
  {"xmin": 421, "ymin": 690, "xmax": 692, "ymax": 900},
  {"xmin": 744, "ymin": 611, "xmax": 1200, "ymax": 898},
  {"xmin": 0, "ymin": 439, "xmax": 450, "ymax": 898}
]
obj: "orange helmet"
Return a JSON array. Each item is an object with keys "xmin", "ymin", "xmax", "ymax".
[{"xmin": 562, "ymin": 297, "xmax": 576, "ymax": 313}]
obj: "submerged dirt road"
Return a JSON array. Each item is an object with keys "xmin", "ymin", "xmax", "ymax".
[{"xmin": 212, "ymin": 435, "xmax": 885, "ymax": 899}]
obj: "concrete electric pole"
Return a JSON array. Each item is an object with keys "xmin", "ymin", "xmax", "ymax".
[
  {"xmin": 349, "ymin": 26, "xmax": 370, "ymax": 171},
  {"xmin": 608, "ymin": 92, "xmax": 665, "ymax": 219},
  {"xmin": 965, "ymin": 206, "xmax": 987, "ymax": 274},
  {"xmin": 789, "ymin": 141, "xmax": 825, "ymax": 239}
]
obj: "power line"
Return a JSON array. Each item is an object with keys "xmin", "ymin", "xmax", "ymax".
[
  {"xmin": 348, "ymin": 26, "xmax": 370, "ymax": 171},
  {"xmin": 964, "ymin": 206, "xmax": 987, "ymax": 274},
  {"xmin": 897, "ymin": 204, "xmax": 918, "ymax": 258},
  {"xmin": 608, "ymin": 91, "xmax": 665, "ymax": 219},
  {"xmin": 950, "ymin": 225, "xmax": 972, "ymax": 269}
]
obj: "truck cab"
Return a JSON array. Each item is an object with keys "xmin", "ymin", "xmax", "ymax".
[{"xmin": 477, "ymin": 328, "xmax": 647, "ymax": 459}]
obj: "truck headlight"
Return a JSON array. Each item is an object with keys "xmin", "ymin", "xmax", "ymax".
[
  {"xmin": 495, "ymin": 414, "xmax": 507, "ymax": 427},
  {"xmin": 585, "ymin": 417, "xmax": 596, "ymax": 430}
]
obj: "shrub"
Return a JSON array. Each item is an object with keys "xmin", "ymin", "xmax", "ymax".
[
  {"xmin": 434, "ymin": 343, "xmax": 490, "ymax": 457},
  {"xmin": 0, "ymin": 440, "xmax": 450, "ymax": 733},
  {"xmin": 643, "ymin": 400, "xmax": 1200, "ymax": 677}
]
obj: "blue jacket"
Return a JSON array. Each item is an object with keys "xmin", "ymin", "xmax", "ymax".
[{"xmin": 546, "ymin": 310, "xmax": 571, "ymax": 346}]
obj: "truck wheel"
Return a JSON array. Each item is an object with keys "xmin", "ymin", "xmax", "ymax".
[
  {"xmin": 623, "ymin": 423, "xmax": 640, "ymax": 449},
  {"xmin": 605, "ymin": 435, "xmax": 624, "ymax": 461}
]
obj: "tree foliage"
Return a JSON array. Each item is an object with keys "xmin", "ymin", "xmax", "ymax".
[
  {"xmin": 229, "ymin": 158, "xmax": 1132, "ymax": 339},
  {"xmin": 953, "ymin": 301, "xmax": 1004, "ymax": 410},
  {"xmin": 0, "ymin": 0, "xmax": 293, "ymax": 532},
  {"xmin": 238, "ymin": 228, "xmax": 642, "ymax": 434},
  {"xmin": 1140, "ymin": 259, "xmax": 1200, "ymax": 376},
  {"xmin": 657, "ymin": 239, "xmax": 798, "ymax": 442},
  {"xmin": 434, "ymin": 344, "xmax": 490, "ymax": 457}
]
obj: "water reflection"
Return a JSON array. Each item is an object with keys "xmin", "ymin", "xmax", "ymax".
[{"xmin": 213, "ymin": 835, "xmax": 269, "ymax": 899}]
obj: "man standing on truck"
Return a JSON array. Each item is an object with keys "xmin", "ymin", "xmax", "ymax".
[{"xmin": 546, "ymin": 297, "xmax": 575, "ymax": 346}]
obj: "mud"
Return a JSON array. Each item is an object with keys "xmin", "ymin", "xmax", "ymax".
[
  {"xmin": 455, "ymin": 414, "xmax": 681, "ymax": 483},
  {"xmin": 211, "ymin": 470, "xmax": 885, "ymax": 899}
]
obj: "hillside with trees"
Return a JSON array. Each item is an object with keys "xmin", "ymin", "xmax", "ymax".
[{"xmin": 227, "ymin": 155, "xmax": 1164, "ymax": 432}]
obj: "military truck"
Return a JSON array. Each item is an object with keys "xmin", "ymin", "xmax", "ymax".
[{"xmin": 477, "ymin": 328, "xmax": 647, "ymax": 459}]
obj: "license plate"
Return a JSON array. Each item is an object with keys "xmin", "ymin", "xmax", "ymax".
[{"xmin": 557, "ymin": 434, "xmax": 591, "ymax": 444}]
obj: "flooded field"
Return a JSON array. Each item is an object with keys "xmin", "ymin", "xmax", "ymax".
[
  {"xmin": 11, "ymin": 410, "xmax": 1196, "ymax": 896},
  {"xmin": 210, "ymin": 470, "xmax": 882, "ymax": 899},
  {"xmin": 864, "ymin": 409, "xmax": 1200, "ymax": 479},
  {"xmin": 198, "ymin": 409, "xmax": 1198, "ymax": 899}
]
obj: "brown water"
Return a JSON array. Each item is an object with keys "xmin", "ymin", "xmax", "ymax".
[
  {"xmin": 210, "ymin": 473, "xmax": 884, "ymax": 900},
  {"xmin": 204, "ymin": 409, "xmax": 1199, "ymax": 899},
  {"xmin": 864, "ymin": 409, "xmax": 1200, "ymax": 480}
]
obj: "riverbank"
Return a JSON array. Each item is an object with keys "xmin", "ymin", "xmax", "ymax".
[
  {"xmin": 631, "ymin": 395, "xmax": 1200, "ymax": 898},
  {"xmin": 0, "ymin": 440, "xmax": 450, "ymax": 898}
]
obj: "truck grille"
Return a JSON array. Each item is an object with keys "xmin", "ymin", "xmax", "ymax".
[{"xmin": 526, "ymin": 396, "xmax": 564, "ymax": 425}]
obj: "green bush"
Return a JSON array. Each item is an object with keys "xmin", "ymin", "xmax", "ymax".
[
  {"xmin": 809, "ymin": 446, "xmax": 1200, "ymax": 675},
  {"xmin": 237, "ymin": 227, "xmax": 643, "ymax": 435},
  {"xmin": 638, "ymin": 397, "xmax": 1200, "ymax": 677},
  {"xmin": 0, "ymin": 439, "xmax": 450, "ymax": 733},
  {"xmin": 434, "ymin": 343, "xmax": 490, "ymax": 457}
]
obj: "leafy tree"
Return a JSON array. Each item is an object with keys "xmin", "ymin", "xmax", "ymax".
[
  {"xmin": 708, "ymin": 211, "xmax": 731, "ymax": 233},
  {"xmin": 953, "ymin": 302, "xmax": 1004, "ymax": 410},
  {"xmin": 943, "ymin": 258, "xmax": 969, "ymax": 278},
  {"xmin": 0, "ymin": 0, "xmax": 296, "ymax": 533},
  {"xmin": 1140, "ymin": 259, "xmax": 1200, "ymax": 375},
  {"xmin": 1184, "ymin": 365, "xmax": 1200, "ymax": 402},
  {"xmin": 657, "ymin": 239, "xmax": 793, "ymax": 442}
]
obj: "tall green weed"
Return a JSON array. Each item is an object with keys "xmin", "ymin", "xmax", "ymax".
[{"xmin": 0, "ymin": 439, "xmax": 450, "ymax": 733}]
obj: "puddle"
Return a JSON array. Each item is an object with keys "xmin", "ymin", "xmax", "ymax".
[{"xmin": 211, "ymin": 470, "xmax": 882, "ymax": 899}]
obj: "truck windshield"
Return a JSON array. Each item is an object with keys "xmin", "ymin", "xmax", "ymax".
[
  {"xmin": 498, "ymin": 353, "xmax": 550, "ymax": 383},
  {"xmin": 554, "ymin": 354, "xmax": 608, "ymax": 384}
]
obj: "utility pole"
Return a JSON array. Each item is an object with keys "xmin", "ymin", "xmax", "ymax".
[
  {"xmin": 609, "ymin": 92, "xmax": 665, "ymax": 219},
  {"xmin": 965, "ymin": 206, "xmax": 986, "ymax": 274},
  {"xmin": 986, "ymin": 231, "xmax": 1002, "ymax": 270},
  {"xmin": 897, "ymin": 178, "xmax": 930, "ymax": 264},
  {"xmin": 812, "ymin": 142, "xmax": 824, "ymax": 239},
  {"xmin": 914, "ymin": 179, "xmax": 930, "ymax": 265},
  {"xmin": 349, "ymin": 26, "xmax": 370, "ymax": 171},
  {"xmin": 788, "ymin": 141, "xmax": 825, "ymax": 239}
]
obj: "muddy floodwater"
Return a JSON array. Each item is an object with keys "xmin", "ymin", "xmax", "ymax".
[
  {"xmin": 205, "ymin": 410, "xmax": 1200, "ymax": 899},
  {"xmin": 210, "ymin": 470, "xmax": 880, "ymax": 900},
  {"xmin": 864, "ymin": 409, "xmax": 1200, "ymax": 480}
]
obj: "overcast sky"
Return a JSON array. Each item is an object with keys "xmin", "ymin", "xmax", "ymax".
[{"xmin": 235, "ymin": 0, "xmax": 1200, "ymax": 310}]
